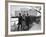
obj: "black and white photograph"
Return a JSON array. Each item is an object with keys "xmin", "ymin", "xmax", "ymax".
[{"xmin": 8, "ymin": 2, "xmax": 44, "ymax": 35}]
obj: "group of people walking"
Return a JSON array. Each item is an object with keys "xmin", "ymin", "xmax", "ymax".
[{"xmin": 17, "ymin": 13, "xmax": 31, "ymax": 31}]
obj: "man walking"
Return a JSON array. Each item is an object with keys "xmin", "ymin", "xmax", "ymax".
[{"xmin": 17, "ymin": 13, "xmax": 22, "ymax": 31}]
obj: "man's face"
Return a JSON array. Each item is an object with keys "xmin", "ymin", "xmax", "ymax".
[
  {"xmin": 19, "ymin": 14, "xmax": 21, "ymax": 16},
  {"xmin": 19, "ymin": 13, "xmax": 21, "ymax": 16},
  {"xmin": 27, "ymin": 14, "xmax": 28, "ymax": 16}
]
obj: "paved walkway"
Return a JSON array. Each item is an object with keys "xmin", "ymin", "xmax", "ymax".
[{"xmin": 29, "ymin": 22, "xmax": 41, "ymax": 31}]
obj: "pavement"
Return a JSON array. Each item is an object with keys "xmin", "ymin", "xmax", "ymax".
[
  {"xmin": 29, "ymin": 22, "xmax": 41, "ymax": 31},
  {"xmin": 11, "ymin": 22, "xmax": 41, "ymax": 31}
]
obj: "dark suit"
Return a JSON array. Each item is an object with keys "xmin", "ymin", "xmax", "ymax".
[
  {"xmin": 26, "ymin": 16, "xmax": 30, "ymax": 29},
  {"xmin": 18, "ymin": 16, "xmax": 22, "ymax": 31}
]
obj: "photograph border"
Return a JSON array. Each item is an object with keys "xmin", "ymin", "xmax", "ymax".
[{"xmin": 5, "ymin": 1, "xmax": 45, "ymax": 36}]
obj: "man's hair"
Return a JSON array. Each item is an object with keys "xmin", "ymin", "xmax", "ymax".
[
  {"xmin": 27, "ymin": 13, "xmax": 28, "ymax": 16},
  {"xmin": 19, "ymin": 13, "xmax": 21, "ymax": 15}
]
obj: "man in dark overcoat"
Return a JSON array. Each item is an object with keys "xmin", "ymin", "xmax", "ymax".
[
  {"xmin": 25, "ymin": 13, "xmax": 30, "ymax": 30},
  {"xmin": 17, "ymin": 13, "xmax": 22, "ymax": 31}
]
